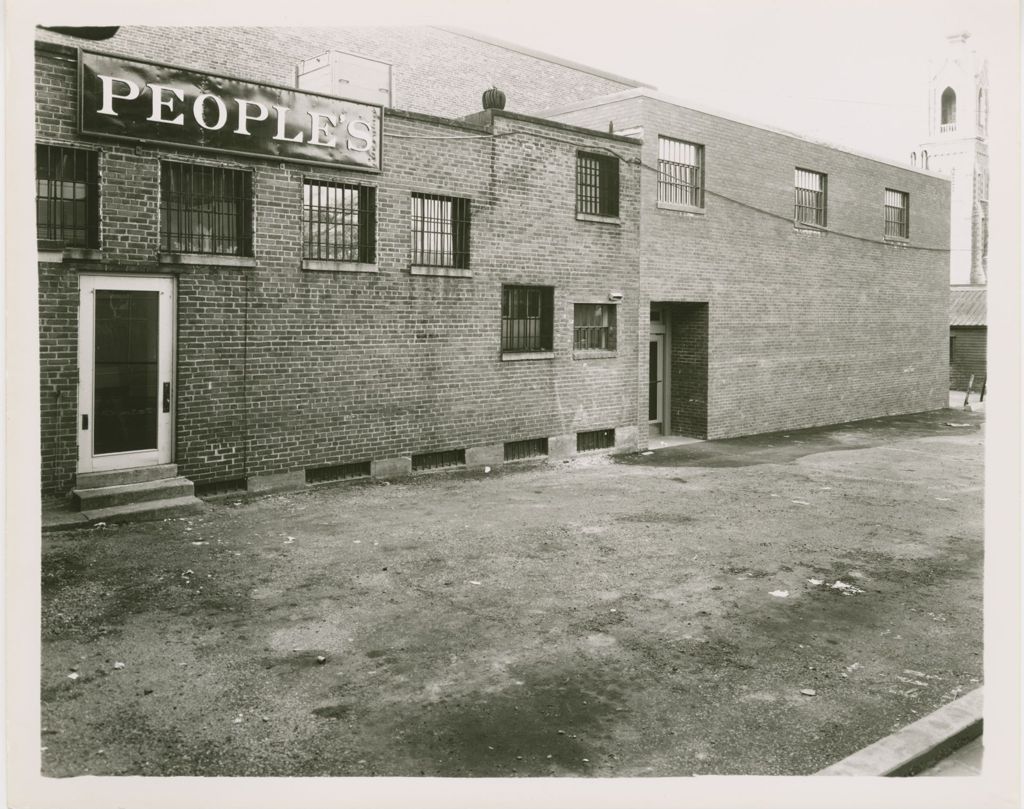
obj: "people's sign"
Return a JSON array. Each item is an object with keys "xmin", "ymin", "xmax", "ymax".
[{"xmin": 80, "ymin": 50, "xmax": 381, "ymax": 171}]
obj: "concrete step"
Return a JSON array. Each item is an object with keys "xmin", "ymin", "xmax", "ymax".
[
  {"xmin": 81, "ymin": 495, "xmax": 205, "ymax": 524},
  {"xmin": 73, "ymin": 476, "xmax": 195, "ymax": 511},
  {"xmin": 76, "ymin": 464, "xmax": 179, "ymax": 490}
]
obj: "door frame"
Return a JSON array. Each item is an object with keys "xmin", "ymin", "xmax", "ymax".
[
  {"xmin": 78, "ymin": 274, "xmax": 176, "ymax": 473},
  {"xmin": 649, "ymin": 306, "xmax": 670, "ymax": 436}
]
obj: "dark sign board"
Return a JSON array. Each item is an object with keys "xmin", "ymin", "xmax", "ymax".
[{"xmin": 79, "ymin": 50, "xmax": 381, "ymax": 171}]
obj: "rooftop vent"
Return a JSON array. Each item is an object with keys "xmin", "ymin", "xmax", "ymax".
[{"xmin": 296, "ymin": 50, "xmax": 392, "ymax": 107}]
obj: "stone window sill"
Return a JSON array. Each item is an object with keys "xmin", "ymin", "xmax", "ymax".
[
  {"xmin": 37, "ymin": 246, "xmax": 104, "ymax": 263},
  {"xmin": 159, "ymin": 253, "xmax": 256, "ymax": 268},
  {"xmin": 656, "ymin": 201, "xmax": 705, "ymax": 215},
  {"xmin": 793, "ymin": 223, "xmax": 828, "ymax": 234},
  {"xmin": 576, "ymin": 212, "xmax": 622, "ymax": 225},
  {"xmin": 573, "ymin": 349, "xmax": 618, "ymax": 360},
  {"xmin": 410, "ymin": 264, "xmax": 472, "ymax": 278},
  {"xmin": 302, "ymin": 259, "xmax": 378, "ymax": 273},
  {"xmin": 884, "ymin": 236, "xmax": 910, "ymax": 246},
  {"xmin": 501, "ymin": 351, "xmax": 555, "ymax": 362}
]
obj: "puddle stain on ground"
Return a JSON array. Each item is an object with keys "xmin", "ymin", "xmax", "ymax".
[{"xmin": 391, "ymin": 671, "xmax": 624, "ymax": 776}]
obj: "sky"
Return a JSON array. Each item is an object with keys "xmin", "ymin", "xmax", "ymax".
[{"xmin": 437, "ymin": 0, "xmax": 1012, "ymax": 163}]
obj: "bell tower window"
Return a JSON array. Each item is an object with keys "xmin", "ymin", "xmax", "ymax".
[{"xmin": 940, "ymin": 87, "xmax": 957, "ymax": 131}]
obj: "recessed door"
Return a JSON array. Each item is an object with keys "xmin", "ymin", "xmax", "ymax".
[
  {"xmin": 78, "ymin": 275, "xmax": 174, "ymax": 472},
  {"xmin": 649, "ymin": 334, "xmax": 665, "ymax": 435}
]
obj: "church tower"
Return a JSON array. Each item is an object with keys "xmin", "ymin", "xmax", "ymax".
[{"xmin": 915, "ymin": 32, "xmax": 989, "ymax": 285}]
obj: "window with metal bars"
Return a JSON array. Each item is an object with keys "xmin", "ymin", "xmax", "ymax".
[
  {"xmin": 577, "ymin": 428, "xmax": 615, "ymax": 452},
  {"xmin": 573, "ymin": 303, "xmax": 616, "ymax": 350},
  {"xmin": 36, "ymin": 144, "xmax": 99, "ymax": 248},
  {"xmin": 658, "ymin": 136, "xmax": 704, "ymax": 208},
  {"xmin": 159, "ymin": 162, "xmax": 253, "ymax": 256},
  {"xmin": 302, "ymin": 180, "xmax": 376, "ymax": 262},
  {"xmin": 794, "ymin": 168, "xmax": 827, "ymax": 227},
  {"xmin": 502, "ymin": 285, "xmax": 554, "ymax": 353},
  {"xmin": 410, "ymin": 193, "xmax": 470, "ymax": 268},
  {"xmin": 884, "ymin": 189, "xmax": 910, "ymax": 239},
  {"xmin": 576, "ymin": 151, "xmax": 619, "ymax": 217}
]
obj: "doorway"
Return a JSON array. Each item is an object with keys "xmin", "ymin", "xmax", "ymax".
[
  {"xmin": 649, "ymin": 308, "xmax": 666, "ymax": 436},
  {"xmin": 78, "ymin": 275, "xmax": 175, "ymax": 473}
]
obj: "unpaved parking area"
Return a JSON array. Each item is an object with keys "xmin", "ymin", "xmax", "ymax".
[{"xmin": 41, "ymin": 409, "xmax": 984, "ymax": 776}]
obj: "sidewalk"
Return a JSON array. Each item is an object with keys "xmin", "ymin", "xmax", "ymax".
[{"xmin": 917, "ymin": 736, "xmax": 983, "ymax": 776}]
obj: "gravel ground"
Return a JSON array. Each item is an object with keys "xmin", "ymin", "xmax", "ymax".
[{"xmin": 40, "ymin": 408, "xmax": 984, "ymax": 777}]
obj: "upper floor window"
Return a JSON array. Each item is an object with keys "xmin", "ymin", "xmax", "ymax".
[
  {"xmin": 573, "ymin": 303, "xmax": 616, "ymax": 351},
  {"xmin": 302, "ymin": 180, "xmax": 376, "ymax": 263},
  {"xmin": 658, "ymin": 136, "xmax": 704, "ymax": 208},
  {"xmin": 794, "ymin": 168, "xmax": 827, "ymax": 228},
  {"xmin": 576, "ymin": 151, "xmax": 619, "ymax": 217},
  {"xmin": 36, "ymin": 144, "xmax": 99, "ymax": 248},
  {"xmin": 160, "ymin": 162, "xmax": 252, "ymax": 256},
  {"xmin": 941, "ymin": 87, "xmax": 957, "ymax": 130},
  {"xmin": 502, "ymin": 285, "xmax": 553, "ymax": 353},
  {"xmin": 411, "ymin": 193, "xmax": 470, "ymax": 268},
  {"xmin": 884, "ymin": 189, "xmax": 910, "ymax": 239}
]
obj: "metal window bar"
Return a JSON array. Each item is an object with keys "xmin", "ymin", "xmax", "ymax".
[
  {"xmin": 159, "ymin": 162, "xmax": 252, "ymax": 256},
  {"xmin": 794, "ymin": 168, "xmax": 827, "ymax": 226},
  {"xmin": 35, "ymin": 144, "xmax": 99, "ymax": 247},
  {"xmin": 411, "ymin": 193, "xmax": 470, "ymax": 268},
  {"xmin": 502, "ymin": 286, "xmax": 553, "ymax": 352},
  {"xmin": 302, "ymin": 180, "xmax": 375, "ymax": 262},
  {"xmin": 884, "ymin": 189, "xmax": 909, "ymax": 238},
  {"xmin": 411, "ymin": 449, "xmax": 466, "ymax": 471},
  {"xmin": 504, "ymin": 437, "xmax": 549, "ymax": 461},
  {"xmin": 658, "ymin": 137, "xmax": 704, "ymax": 207},
  {"xmin": 576, "ymin": 152, "xmax": 619, "ymax": 216},
  {"xmin": 573, "ymin": 303, "xmax": 616, "ymax": 350},
  {"xmin": 305, "ymin": 461, "xmax": 371, "ymax": 484},
  {"xmin": 576, "ymin": 429, "xmax": 615, "ymax": 452}
]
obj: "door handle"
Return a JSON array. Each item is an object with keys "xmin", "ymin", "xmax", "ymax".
[{"xmin": 162, "ymin": 382, "xmax": 171, "ymax": 413}]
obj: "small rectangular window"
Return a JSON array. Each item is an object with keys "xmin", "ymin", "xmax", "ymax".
[
  {"xmin": 502, "ymin": 285, "xmax": 554, "ymax": 353},
  {"xmin": 302, "ymin": 180, "xmax": 376, "ymax": 262},
  {"xmin": 658, "ymin": 136, "xmax": 704, "ymax": 208},
  {"xmin": 573, "ymin": 303, "xmax": 617, "ymax": 350},
  {"xmin": 884, "ymin": 188, "xmax": 910, "ymax": 239},
  {"xmin": 576, "ymin": 151, "xmax": 619, "ymax": 217},
  {"xmin": 577, "ymin": 428, "xmax": 615, "ymax": 452},
  {"xmin": 411, "ymin": 193, "xmax": 470, "ymax": 268},
  {"xmin": 411, "ymin": 449, "xmax": 466, "ymax": 471},
  {"xmin": 504, "ymin": 437, "xmax": 549, "ymax": 461},
  {"xmin": 794, "ymin": 168, "xmax": 827, "ymax": 227},
  {"xmin": 160, "ymin": 162, "xmax": 253, "ymax": 256},
  {"xmin": 36, "ymin": 144, "xmax": 99, "ymax": 248}
]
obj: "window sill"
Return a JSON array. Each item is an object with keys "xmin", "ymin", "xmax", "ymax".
[
  {"xmin": 884, "ymin": 236, "xmax": 910, "ymax": 246},
  {"xmin": 159, "ymin": 253, "xmax": 256, "ymax": 267},
  {"xmin": 793, "ymin": 223, "xmax": 828, "ymax": 234},
  {"xmin": 501, "ymin": 351, "xmax": 555, "ymax": 362},
  {"xmin": 302, "ymin": 259, "xmax": 378, "ymax": 273},
  {"xmin": 410, "ymin": 265, "xmax": 472, "ymax": 278},
  {"xmin": 576, "ymin": 212, "xmax": 622, "ymax": 224},
  {"xmin": 37, "ymin": 245, "xmax": 103, "ymax": 263},
  {"xmin": 573, "ymin": 349, "xmax": 618, "ymax": 360},
  {"xmin": 656, "ymin": 201, "xmax": 705, "ymax": 215}
]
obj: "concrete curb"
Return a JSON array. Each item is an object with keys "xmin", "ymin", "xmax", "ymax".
[{"xmin": 816, "ymin": 687, "xmax": 983, "ymax": 776}]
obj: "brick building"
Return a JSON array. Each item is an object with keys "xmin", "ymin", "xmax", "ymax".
[{"xmin": 34, "ymin": 26, "xmax": 951, "ymax": 513}]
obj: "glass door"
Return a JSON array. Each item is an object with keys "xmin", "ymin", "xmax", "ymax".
[{"xmin": 78, "ymin": 276, "xmax": 174, "ymax": 472}]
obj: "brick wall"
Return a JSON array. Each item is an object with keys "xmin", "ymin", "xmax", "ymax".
[
  {"xmin": 550, "ymin": 93, "xmax": 952, "ymax": 439},
  {"xmin": 34, "ymin": 26, "xmax": 640, "ymax": 120},
  {"xmin": 36, "ymin": 43, "xmax": 642, "ymax": 493},
  {"xmin": 667, "ymin": 302, "xmax": 708, "ymax": 438}
]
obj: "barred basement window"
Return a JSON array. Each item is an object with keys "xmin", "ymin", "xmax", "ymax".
[
  {"xmin": 411, "ymin": 193, "xmax": 470, "ymax": 268},
  {"xmin": 411, "ymin": 449, "xmax": 466, "ymax": 471},
  {"xmin": 160, "ymin": 162, "xmax": 253, "ymax": 256},
  {"xmin": 302, "ymin": 180, "xmax": 376, "ymax": 262},
  {"xmin": 573, "ymin": 303, "xmax": 616, "ymax": 350},
  {"xmin": 504, "ymin": 437, "xmax": 549, "ymax": 461},
  {"xmin": 794, "ymin": 168, "xmax": 827, "ymax": 227},
  {"xmin": 502, "ymin": 285, "xmax": 554, "ymax": 352},
  {"xmin": 577, "ymin": 428, "xmax": 615, "ymax": 452},
  {"xmin": 576, "ymin": 151, "xmax": 619, "ymax": 217},
  {"xmin": 884, "ymin": 188, "xmax": 910, "ymax": 239},
  {"xmin": 658, "ymin": 136, "xmax": 704, "ymax": 208},
  {"xmin": 305, "ymin": 461, "xmax": 371, "ymax": 484},
  {"xmin": 36, "ymin": 144, "xmax": 99, "ymax": 248}
]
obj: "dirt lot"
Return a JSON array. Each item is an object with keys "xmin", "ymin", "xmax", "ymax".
[{"xmin": 40, "ymin": 408, "xmax": 984, "ymax": 777}]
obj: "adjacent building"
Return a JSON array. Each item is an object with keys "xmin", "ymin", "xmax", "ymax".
[{"xmin": 34, "ymin": 26, "xmax": 952, "ymax": 511}]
